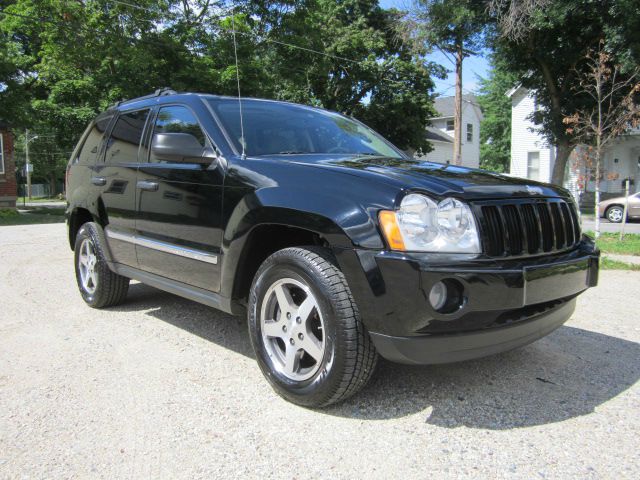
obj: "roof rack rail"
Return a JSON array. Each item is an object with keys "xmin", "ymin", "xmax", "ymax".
[{"xmin": 111, "ymin": 87, "xmax": 177, "ymax": 108}]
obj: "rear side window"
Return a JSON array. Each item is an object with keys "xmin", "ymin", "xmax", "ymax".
[
  {"xmin": 105, "ymin": 109, "xmax": 150, "ymax": 163},
  {"xmin": 74, "ymin": 115, "xmax": 112, "ymax": 165}
]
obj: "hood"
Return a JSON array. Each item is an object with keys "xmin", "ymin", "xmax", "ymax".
[{"xmin": 266, "ymin": 154, "xmax": 569, "ymax": 200}]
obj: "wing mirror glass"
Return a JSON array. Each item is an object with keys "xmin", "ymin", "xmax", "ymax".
[{"xmin": 151, "ymin": 132, "xmax": 214, "ymax": 164}]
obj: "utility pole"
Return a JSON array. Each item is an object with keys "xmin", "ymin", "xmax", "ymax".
[
  {"xmin": 24, "ymin": 129, "xmax": 38, "ymax": 200},
  {"xmin": 452, "ymin": 41, "xmax": 463, "ymax": 166}
]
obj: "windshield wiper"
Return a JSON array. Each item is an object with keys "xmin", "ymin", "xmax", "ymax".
[{"xmin": 276, "ymin": 150, "xmax": 308, "ymax": 154}]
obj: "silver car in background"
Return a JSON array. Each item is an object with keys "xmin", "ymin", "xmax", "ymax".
[{"xmin": 598, "ymin": 192, "xmax": 640, "ymax": 222}]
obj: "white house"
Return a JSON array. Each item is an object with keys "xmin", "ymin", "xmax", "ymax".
[
  {"xmin": 416, "ymin": 94, "xmax": 483, "ymax": 168},
  {"xmin": 508, "ymin": 86, "xmax": 640, "ymax": 196}
]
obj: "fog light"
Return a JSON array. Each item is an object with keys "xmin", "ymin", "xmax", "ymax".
[{"xmin": 429, "ymin": 281, "xmax": 447, "ymax": 310}]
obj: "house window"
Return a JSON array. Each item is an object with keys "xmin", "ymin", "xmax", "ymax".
[
  {"xmin": 527, "ymin": 151, "xmax": 540, "ymax": 180},
  {"xmin": 0, "ymin": 133, "xmax": 4, "ymax": 175},
  {"xmin": 446, "ymin": 119, "xmax": 454, "ymax": 131},
  {"xmin": 466, "ymin": 123, "xmax": 473, "ymax": 142}
]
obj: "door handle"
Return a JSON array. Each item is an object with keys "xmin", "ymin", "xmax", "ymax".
[
  {"xmin": 137, "ymin": 180, "xmax": 159, "ymax": 191},
  {"xmin": 91, "ymin": 176, "xmax": 107, "ymax": 186}
]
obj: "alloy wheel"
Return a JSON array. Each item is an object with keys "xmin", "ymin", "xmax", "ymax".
[
  {"xmin": 78, "ymin": 238, "xmax": 98, "ymax": 294},
  {"xmin": 260, "ymin": 278, "xmax": 326, "ymax": 381}
]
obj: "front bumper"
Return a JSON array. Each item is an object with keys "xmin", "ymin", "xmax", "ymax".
[
  {"xmin": 370, "ymin": 298, "xmax": 576, "ymax": 364},
  {"xmin": 334, "ymin": 236, "xmax": 599, "ymax": 365}
]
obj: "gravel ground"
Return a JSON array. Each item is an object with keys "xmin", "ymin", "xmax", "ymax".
[{"xmin": 1, "ymin": 223, "xmax": 639, "ymax": 479}]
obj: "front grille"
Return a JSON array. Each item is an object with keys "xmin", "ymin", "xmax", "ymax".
[{"xmin": 474, "ymin": 199, "xmax": 581, "ymax": 257}]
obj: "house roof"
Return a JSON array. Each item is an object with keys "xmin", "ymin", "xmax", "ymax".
[
  {"xmin": 506, "ymin": 85, "xmax": 526, "ymax": 98},
  {"xmin": 425, "ymin": 126, "xmax": 453, "ymax": 143},
  {"xmin": 433, "ymin": 94, "xmax": 480, "ymax": 118}
]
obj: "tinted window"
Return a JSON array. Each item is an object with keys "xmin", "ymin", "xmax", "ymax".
[
  {"xmin": 75, "ymin": 115, "xmax": 112, "ymax": 165},
  {"xmin": 208, "ymin": 99, "xmax": 403, "ymax": 159},
  {"xmin": 149, "ymin": 106, "xmax": 207, "ymax": 163},
  {"xmin": 105, "ymin": 109, "xmax": 150, "ymax": 163}
]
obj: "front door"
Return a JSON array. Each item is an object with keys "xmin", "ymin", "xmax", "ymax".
[
  {"xmin": 98, "ymin": 108, "xmax": 151, "ymax": 267},
  {"xmin": 135, "ymin": 104, "xmax": 224, "ymax": 291}
]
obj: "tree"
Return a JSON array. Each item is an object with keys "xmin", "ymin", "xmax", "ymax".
[
  {"xmin": 563, "ymin": 44, "xmax": 640, "ymax": 238},
  {"xmin": 488, "ymin": 0, "xmax": 640, "ymax": 186},
  {"xmin": 396, "ymin": 0, "xmax": 487, "ymax": 164},
  {"xmin": 236, "ymin": 0, "xmax": 438, "ymax": 152},
  {"xmin": 477, "ymin": 55, "xmax": 518, "ymax": 172},
  {"xmin": 0, "ymin": 0, "xmax": 439, "ymax": 195}
]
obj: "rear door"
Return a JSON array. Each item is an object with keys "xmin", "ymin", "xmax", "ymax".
[
  {"xmin": 98, "ymin": 108, "xmax": 151, "ymax": 267},
  {"xmin": 135, "ymin": 104, "xmax": 224, "ymax": 291}
]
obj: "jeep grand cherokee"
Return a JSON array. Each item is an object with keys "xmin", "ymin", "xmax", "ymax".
[{"xmin": 66, "ymin": 89, "xmax": 599, "ymax": 407}]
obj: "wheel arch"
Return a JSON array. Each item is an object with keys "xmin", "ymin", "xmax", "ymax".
[
  {"xmin": 220, "ymin": 188, "xmax": 384, "ymax": 303},
  {"xmin": 67, "ymin": 206, "xmax": 99, "ymax": 250},
  {"xmin": 223, "ymin": 218, "xmax": 334, "ymax": 304}
]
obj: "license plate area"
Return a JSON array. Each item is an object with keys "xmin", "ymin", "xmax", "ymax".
[{"xmin": 524, "ymin": 258, "xmax": 591, "ymax": 305}]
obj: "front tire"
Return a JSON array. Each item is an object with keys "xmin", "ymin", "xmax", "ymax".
[
  {"xmin": 248, "ymin": 247, "xmax": 378, "ymax": 407},
  {"xmin": 606, "ymin": 205, "xmax": 624, "ymax": 223},
  {"xmin": 74, "ymin": 222, "xmax": 129, "ymax": 308}
]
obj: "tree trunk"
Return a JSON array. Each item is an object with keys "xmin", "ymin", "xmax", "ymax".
[
  {"xmin": 594, "ymin": 148, "xmax": 601, "ymax": 239},
  {"xmin": 551, "ymin": 140, "xmax": 573, "ymax": 186},
  {"xmin": 453, "ymin": 42, "xmax": 463, "ymax": 166},
  {"xmin": 49, "ymin": 172, "xmax": 57, "ymax": 197}
]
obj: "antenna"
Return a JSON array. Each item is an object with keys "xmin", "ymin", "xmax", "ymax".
[{"xmin": 231, "ymin": 8, "xmax": 246, "ymax": 159}]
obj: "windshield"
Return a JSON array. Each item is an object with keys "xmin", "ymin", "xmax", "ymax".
[{"xmin": 207, "ymin": 98, "xmax": 404, "ymax": 159}]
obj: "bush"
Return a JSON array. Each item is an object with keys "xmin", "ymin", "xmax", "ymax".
[{"xmin": 0, "ymin": 208, "xmax": 19, "ymax": 219}]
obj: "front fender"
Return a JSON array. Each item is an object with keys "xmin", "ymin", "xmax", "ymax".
[
  {"xmin": 219, "ymin": 186, "xmax": 388, "ymax": 302},
  {"xmin": 224, "ymin": 186, "xmax": 384, "ymax": 249}
]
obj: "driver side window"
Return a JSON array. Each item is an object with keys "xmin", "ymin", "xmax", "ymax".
[{"xmin": 150, "ymin": 106, "xmax": 207, "ymax": 163}]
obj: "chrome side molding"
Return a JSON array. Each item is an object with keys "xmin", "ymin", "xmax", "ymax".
[{"xmin": 105, "ymin": 227, "xmax": 218, "ymax": 265}]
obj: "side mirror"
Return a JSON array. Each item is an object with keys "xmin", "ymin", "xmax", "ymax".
[{"xmin": 151, "ymin": 132, "xmax": 208, "ymax": 163}]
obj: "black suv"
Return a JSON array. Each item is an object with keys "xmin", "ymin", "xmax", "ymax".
[{"xmin": 66, "ymin": 90, "xmax": 599, "ymax": 407}]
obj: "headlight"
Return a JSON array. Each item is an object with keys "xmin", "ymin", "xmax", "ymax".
[{"xmin": 379, "ymin": 194, "xmax": 481, "ymax": 253}]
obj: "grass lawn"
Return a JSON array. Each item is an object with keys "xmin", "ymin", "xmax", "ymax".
[
  {"xmin": 0, "ymin": 207, "xmax": 66, "ymax": 226},
  {"xmin": 585, "ymin": 231, "xmax": 640, "ymax": 256},
  {"xmin": 600, "ymin": 257, "xmax": 640, "ymax": 271},
  {"xmin": 16, "ymin": 196, "xmax": 65, "ymax": 204}
]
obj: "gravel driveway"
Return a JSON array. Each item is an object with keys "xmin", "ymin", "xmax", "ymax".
[{"xmin": 1, "ymin": 223, "xmax": 639, "ymax": 479}]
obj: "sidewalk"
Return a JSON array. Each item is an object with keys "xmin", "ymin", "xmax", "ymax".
[{"xmin": 19, "ymin": 200, "xmax": 66, "ymax": 208}]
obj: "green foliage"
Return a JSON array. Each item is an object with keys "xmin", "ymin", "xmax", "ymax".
[
  {"xmin": 585, "ymin": 232, "xmax": 640, "ymax": 256},
  {"xmin": 412, "ymin": 0, "xmax": 486, "ymax": 57},
  {"xmin": 0, "ymin": 208, "xmax": 19, "ymax": 219},
  {"xmin": 489, "ymin": 0, "xmax": 640, "ymax": 183},
  {"xmin": 0, "ymin": 206, "xmax": 65, "ymax": 225},
  {"xmin": 600, "ymin": 257, "xmax": 640, "ymax": 271},
  {"xmin": 477, "ymin": 55, "xmax": 517, "ymax": 173},
  {"xmin": 0, "ymin": 0, "xmax": 439, "ymax": 187}
]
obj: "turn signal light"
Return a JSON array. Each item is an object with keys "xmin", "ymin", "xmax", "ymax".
[{"xmin": 379, "ymin": 211, "xmax": 406, "ymax": 251}]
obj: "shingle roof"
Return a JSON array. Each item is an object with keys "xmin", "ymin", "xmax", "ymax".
[
  {"xmin": 433, "ymin": 94, "xmax": 479, "ymax": 118},
  {"xmin": 425, "ymin": 126, "xmax": 453, "ymax": 143}
]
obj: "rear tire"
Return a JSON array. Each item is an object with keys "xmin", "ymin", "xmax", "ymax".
[
  {"xmin": 248, "ymin": 247, "xmax": 378, "ymax": 408},
  {"xmin": 74, "ymin": 222, "xmax": 129, "ymax": 308},
  {"xmin": 606, "ymin": 205, "xmax": 624, "ymax": 223}
]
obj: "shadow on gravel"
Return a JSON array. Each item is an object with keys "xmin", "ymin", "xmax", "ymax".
[
  {"xmin": 329, "ymin": 327, "xmax": 640, "ymax": 428},
  {"xmin": 111, "ymin": 282, "xmax": 255, "ymax": 359},
  {"xmin": 115, "ymin": 283, "xmax": 639, "ymax": 429}
]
